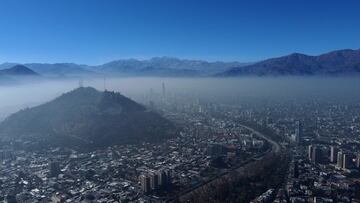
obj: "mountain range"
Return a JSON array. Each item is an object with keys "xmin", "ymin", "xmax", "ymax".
[
  {"xmin": 1, "ymin": 49, "xmax": 360, "ymax": 78},
  {"xmin": 0, "ymin": 87, "xmax": 175, "ymax": 150},
  {"xmin": 0, "ymin": 57, "xmax": 248, "ymax": 78},
  {"xmin": 218, "ymin": 49, "xmax": 360, "ymax": 76},
  {"xmin": 94, "ymin": 57, "xmax": 247, "ymax": 76}
]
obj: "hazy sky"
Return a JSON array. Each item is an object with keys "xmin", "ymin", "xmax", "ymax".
[{"xmin": 0, "ymin": 0, "xmax": 359, "ymax": 64}]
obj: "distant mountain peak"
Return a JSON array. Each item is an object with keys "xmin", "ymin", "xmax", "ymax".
[
  {"xmin": 0, "ymin": 65, "xmax": 39, "ymax": 76},
  {"xmin": 288, "ymin": 52, "xmax": 309, "ymax": 57},
  {"xmin": 150, "ymin": 56, "xmax": 181, "ymax": 61}
]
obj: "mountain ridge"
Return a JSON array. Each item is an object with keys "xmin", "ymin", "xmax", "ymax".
[
  {"xmin": 218, "ymin": 49, "xmax": 360, "ymax": 76},
  {"xmin": 0, "ymin": 57, "xmax": 249, "ymax": 77},
  {"xmin": 1, "ymin": 49, "xmax": 360, "ymax": 77},
  {"xmin": 93, "ymin": 56, "xmax": 248, "ymax": 76}
]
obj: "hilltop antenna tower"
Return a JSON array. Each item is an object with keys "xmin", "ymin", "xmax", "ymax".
[
  {"xmin": 104, "ymin": 77, "xmax": 107, "ymax": 91},
  {"xmin": 79, "ymin": 78, "xmax": 84, "ymax": 88},
  {"xmin": 162, "ymin": 82, "xmax": 166, "ymax": 98}
]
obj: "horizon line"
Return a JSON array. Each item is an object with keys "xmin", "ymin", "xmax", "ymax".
[{"xmin": 1, "ymin": 47, "xmax": 359, "ymax": 66}]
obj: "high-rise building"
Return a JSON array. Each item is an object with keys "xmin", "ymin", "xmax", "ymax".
[
  {"xmin": 308, "ymin": 145, "xmax": 313, "ymax": 161},
  {"xmin": 308, "ymin": 145, "xmax": 320, "ymax": 164},
  {"xmin": 157, "ymin": 169, "xmax": 171, "ymax": 189},
  {"xmin": 294, "ymin": 121, "xmax": 302, "ymax": 144},
  {"xmin": 330, "ymin": 146, "xmax": 338, "ymax": 163},
  {"xmin": 139, "ymin": 174, "xmax": 151, "ymax": 194},
  {"xmin": 342, "ymin": 153, "xmax": 350, "ymax": 169},
  {"xmin": 158, "ymin": 170, "xmax": 167, "ymax": 188},
  {"xmin": 337, "ymin": 151, "xmax": 343, "ymax": 169},
  {"xmin": 356, "ymin": 154, "xmax": 360, "ymax": 168},
  {"xmin": 164, "ymin": 170, "xmax": 171, "ymax": 186},
  {"xmin": 149, "ymin": 173, "xmax": 159, "ymax": 190},
  {"xmin": 148, "ymin": 88, "xmax": 154, "ymax": 107},
  {"xmin": 311, "ymin": 146, "xmax": 320, "ymax": 164},
  {"xmin": 140, "ymin": 170, "xmax": 172, "ymax": 194}
]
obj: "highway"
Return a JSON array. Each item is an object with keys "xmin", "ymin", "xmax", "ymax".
[
  {"xmin": 238, "ymin": 124, "xmax": 281, "ymax": 153},
  {"xmin": 172, "ymin": 123, "xmax": 281, "ymax": 202}
]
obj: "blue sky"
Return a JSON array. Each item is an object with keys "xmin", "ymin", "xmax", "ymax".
[{"xmin": 0, "ymin": 0, "xmax": 359, "ymax": 65}]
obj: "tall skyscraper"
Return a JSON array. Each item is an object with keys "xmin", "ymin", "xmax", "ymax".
[
  {"xmin": 139, "ymin": 174, "xmax": 151, "ymax": 194},
  {"xmin": 308, "ymin": 145, "xmax": 320, "ymax": 164},
  {"xmin": 342, "ymin": 153, "xmax": 350, "ymax": 169},
  {"xmin": 311, "ymin": 146, "xmax": 320, "ymax": 164},
  {"xmin": 308, "ymin": 145, "xmax": 313, "ymax": 161},
  {"xmin": 337, "ymin": 151, "xmax": 344, "ymax": 169},
  {"xmin": 149, "ymin": 88, "xmax": 154, "ymax": 107},
  {"xmin": 356, "ymin": 154, "xmax": 360, "ymax": 168},
  {"xmin": 330, "ymin": 146, "xmax": 338, "ymax": 163},
  {"xmin": 157, "ymin": 169, "xmax": 171, "ymax": 189},
  {"xmin": 294, "ymin": 121, "xmax": 302, "ymax": 144},
  {"xmin": 140, "ymin": 170, "xmax": 171, "ymax": 194},
  {"xmin": 157, "ymin": 170, "xmax": 167, "ymax": 188},
  {"xmin": 150, "ymin": 172, "xmax": 159, "ymax": 190}
]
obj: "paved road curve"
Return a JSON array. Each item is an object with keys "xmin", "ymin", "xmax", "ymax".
[
  {"xmin": 238, "ymin": 124, "xmax": 281, "ymax": 153},
  {"xmin": 173, "ymin": 123, "xmax": 281, "ymax": 202}
]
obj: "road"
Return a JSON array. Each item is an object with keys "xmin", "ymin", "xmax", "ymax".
[
  {"xmin": 238, "ymin": 124, "xmax": 281, "ymax": 153},
  {"xmin": 171, "ymin": 123, "xmax": 281, "ymax": 202}
]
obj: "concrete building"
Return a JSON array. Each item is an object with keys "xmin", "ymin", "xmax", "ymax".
[
  {"xmin": 312, "ymin": 146, "xmax": 320, "ymax": 164},
  {"xmin": 308, "ymin": 145, "xmax": 313, "ymax": 161},
  {"xmin": 330, "ymin": 146, "xmax": 338, "ymax": 163},
  {"xmin": 139, "ymin": 174, "xmax": 151, "ymax": 194},
  {"xmin": 308, "ymin": 145, "xmax": 320, "ymax": 164},
  {"xmin": 342, "ymin": 153, "xmax": 350, "ymax": 169},
  {"xmin": 157, "ymin": 169, "xmax": 171, "ymax": 190},
  {"xmin": 149, "ymin": 173, "xmax": 159, "ymax": 190},
  {"xmin": 294, "ymin": 121, "xmax": 302, "ymax": 144},
  {"xmin": 337, "ymin": 151, "xmax": 343, "ymax": 169}
]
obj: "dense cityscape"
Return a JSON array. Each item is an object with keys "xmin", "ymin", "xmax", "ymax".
[{"xmin": 0, "ymin": 83, "xmax": 359, "ymax": 203}]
